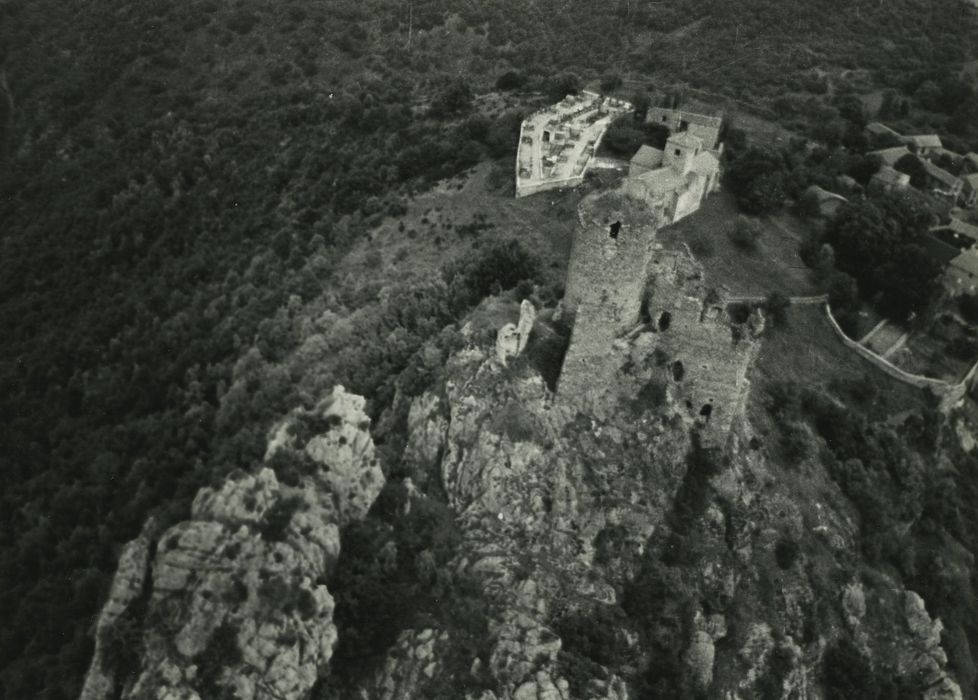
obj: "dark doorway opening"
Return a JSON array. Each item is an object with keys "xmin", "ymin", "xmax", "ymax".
[
  {"xmin": 700, "ymin": 403, "xmax": 713, "ymax": 419},
  {"xmin": 658, "ymin": 311, "xmax": 672, "ymax": 331},
  {"xmin": 671, "ymin": 360, "xmax": 685, "ymax": 382},
  {"xmin": 609, "ymin": 221, "xmax": 621, "ymax": 239}
]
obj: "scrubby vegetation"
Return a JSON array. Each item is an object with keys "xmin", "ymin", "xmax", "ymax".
[{"xmin": 0, "ymin": 0, "xmax": 976, "ymax": 695}]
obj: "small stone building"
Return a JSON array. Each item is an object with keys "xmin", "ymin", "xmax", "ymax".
[
  {"xmin": 646, "ymin": 107, "xmax": 723, "ymax": 151},
  {"xmin": 625, "ymin": 132, "xmax": 721, "ymax": 225}
]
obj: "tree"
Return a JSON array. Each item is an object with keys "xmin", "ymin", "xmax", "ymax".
[
  {"xmin": 631, "ymin": 90, "xmax": 651, "ymax": 123},
  {"xmin": 728, "ymin": 216, "xmax": 761, "ymax": 252},
  {"xmin": 495, "ymin": 70, "xmax": 526, "ymax": 91},
  {"xmin": 725, "ymin": 148, "xmax": 788, "ymax": 214},
  {"xmin": 599, "ymin": 72, "xmax": 622, "ymax": 94},
  {"xmin": 894, "ymin": 153, "xmax": 928, "ymax": 189},
  {"xmin": 547, "ymin": 73, "xmax": 581, "ymax": 102},
  {"xmin": 602, "ymin": 119, "xmax": 646, "ymax": 157},
  {"xmin": 428, "ymin": 79, "xmax": 472, "ymax": 118}
]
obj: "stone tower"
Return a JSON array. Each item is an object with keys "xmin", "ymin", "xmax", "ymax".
[
  {"xmin": 559, "ymin": 189, "xmax": 663, "ymax": 401},
  {"xmin": 663, "ymin": 132, "xmax": 702, "ymax": 176},
  {"xmin": 563, "ymin": 189, "xmax": 662, "ymax": 332}
]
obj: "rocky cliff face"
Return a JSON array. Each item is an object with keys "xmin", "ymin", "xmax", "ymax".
[
  {"xmin": 361, "ymin": 302, "xmax": 964, "ymax": 699},
  {"xmin": 80, "ymin": 386, "xmax": 384, "ymax": 700},
  {"xmin": 84, "ymin": 303, "xmax": 965, "ymax": 700}
]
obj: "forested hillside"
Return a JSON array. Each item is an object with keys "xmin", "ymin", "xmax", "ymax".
[{"xmin": 0, "ymin": 0, "xmax": 976, "ymax": 697}]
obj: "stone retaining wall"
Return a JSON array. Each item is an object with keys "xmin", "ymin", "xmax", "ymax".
[{"xmin": 823, "ymin": 304, "xmax": 978, "ymax": 412}]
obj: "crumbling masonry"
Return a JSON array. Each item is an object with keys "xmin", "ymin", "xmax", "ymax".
[{"xmin": 558, "ymin": 187, "xmax": 763, "ymax": 445}]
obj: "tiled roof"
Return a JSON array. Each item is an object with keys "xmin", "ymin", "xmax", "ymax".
[
  {"xmin": 951, "ymin": 249, "xmax": 978, "ymax": 277},
  {"xmin": 872, "ymin": 165, "xmax": 910, "ymax": 186},
  {"xmin": 907, "ymin": 134, "xmax": 943, "ymax": 149},
  {"xmin": 870, "ymin": 146, "xmax": 911, "ymax": 166},
  {"xmin": 667, "ymin": 132, "xmax": 704, "ymax": 150},
  {"xmin": 922, "ymin": 159, "xmax": 962, "ymax": 189},
  {"xmin": 630, "ymin": 145, "xmax": 664, "ymax": 169},
  {"xmin": 949, "ymin": 217, "xmax": 978, "ymax": 242}
]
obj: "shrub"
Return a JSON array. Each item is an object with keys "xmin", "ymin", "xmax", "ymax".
[
  {"xmin": 763, "ymin": 291, "xmax": 790, "ymax": 327},
  {"xmin": 729, "ymin": 216, "xmax": 761, "ymax": 252},
  {"xmin": 495, "ymin": 71, "xmax": 526, "ymax": 91},
  {"xmin": 258, "ymin": 496, "xmax": 302, "ymax": 541},
  {"xmin": 822, "ymin": 637, "xmax": 881, "ymax": 700},
  {"xmin": 688, "ymin": 229, "xmax": 715, "ymax": 258}
]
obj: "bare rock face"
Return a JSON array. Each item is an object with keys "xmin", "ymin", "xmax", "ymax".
[
  {"xmin": 495, "ymin": 300, "xmax": 537, "ymax": 366},
  {"xmin": 358, "ymin": 628, "xmax": 450, "ymax": 700},
  {"xmin": 81, "ymin": 386, "xmax": 384, "ymax": 700},
  {"xmin": 900, "ymin": 592, "xmax": 963, "ymax": 700}
]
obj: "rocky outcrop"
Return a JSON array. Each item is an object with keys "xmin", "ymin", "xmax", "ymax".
[
  {"xmin": 81, "ymin": 386, "xmax": 384, "ymax": 700},
  {"xmin": 359, "ymin": 628, "xmax": 450, "ymax": 700},
  {"xmin": 901, "ymin": 592, "xmax": 963, "ymax": 700},
  {"xmin": 495, "ymin": 299, "xmax": 537, "ymax": 366}
]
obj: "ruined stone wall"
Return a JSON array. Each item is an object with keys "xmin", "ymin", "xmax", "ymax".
[
  {"xmin": 645, "ymin": 249, "xmax": 764, "ymax": 444},
  {"xmin": 563, "ymin": 189, "xmax": 661, "ymax": 330},
  {"xmin": 559, "ymin": 190, "xmax": 662, "ymax": 404}
]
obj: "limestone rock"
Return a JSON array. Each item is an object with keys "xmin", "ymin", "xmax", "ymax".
[
  {"xmin": 79, "ymin": 526, "xmax": 153, "ymax": 700},
  {"xmin": 81, "ymin": 386, "xmax": 384, "ymax": 700},
  {"xmin": 495, "ymin": 300, "xmax": 536, "ymax": 366},
  {"xmin": 516, "ymin": 299, "xmax": 537, "ymax": 354},
  {"xmin": 843, "ymin": 581, "xmax": 866, "ymax": 629},
  {"xmin": 360, "ymin": 628, "xmax": 450, "ymax": 700}
]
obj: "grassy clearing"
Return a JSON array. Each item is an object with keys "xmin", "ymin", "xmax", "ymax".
[
  {"xmin": 340, "ymin": 162, "xmax": 580, "ymax": 302},
  {"xmin": 657, "ymin": 192, "xmax": 820, "ymax": 297},
  {"xmin": 748, "ymin": 305, "xmax": 929, "ymax": 423}
]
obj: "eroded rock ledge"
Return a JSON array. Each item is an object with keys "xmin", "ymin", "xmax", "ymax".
[{"xmin": 80, "ymin": 386, "xmax": 384, "ymax": 700}]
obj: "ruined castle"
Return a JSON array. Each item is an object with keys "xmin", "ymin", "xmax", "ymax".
[{"xmin": 556, "ymin": 108, "xmax": 762, "ymax": 445}]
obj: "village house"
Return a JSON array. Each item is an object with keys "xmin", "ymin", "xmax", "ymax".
[
  {"xmin": 865, "ymin": 122, "xmax": 903, "ymax": 141},
  {"xmin": 947, "ymin": 248, "xmax": 978, "ymax": 295},
  {"xmin": 921, "ymin": 159, "xmax": 965, "ymax": 202},
  {"xmin": 870, "ymin": 146, "xmax": 912, "ymax": 167},
  {"xmin": 625, "ymin": 130, "xmax": 721, "ymax": 224},
  {"xmin": 870, "ymin": 164, "xmax": 911, "ymax": 191},
  {"xmin": 646, "ymin": 107, "xmax": 723, "ymax": 150},
  {"xmin": 965, "ymin": 153, "xmax": 978, "ymax": 173},
  {"xmin": 904, "ymin": 133, "xmax": 943, "ymax": 155}
]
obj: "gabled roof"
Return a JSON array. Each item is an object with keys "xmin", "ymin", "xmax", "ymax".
[
  {"xmin": 922, "ymin": 159, "xmax": 963, "ymax": 189},
  {"xmin": 949, "ymin": 217, "xmax": 978, "ymax": 242},
  {"xmin": 666, "ymin": 132, "xmax": 703, "ymax": 151},
  {"xmin": 950, "ymin": 249, "xmax": 978, "ymax": 277},
  {"xmin": 630, "ymin": 145, "xmax": 664, "ymax": 169},
  {"xmin": 906, "ymin": 134, "xmax": 943, "ymax": 149},
  {"xmin": 923, "ymin": 233, "xmax": 962, "ymax": 265},
  {"xmin": 866, "ymin": 122, "xmax": 902, "ymax": 137},
  {"xmin": 634, "ymin": 166, "xmax": 683, "ymax": 194},
  {"xmin": 805, "ymin": 185, "xmax": 848, "ymax": 204},
  {"xmin": 870, "ymin": 146, "xmax": 911, "ymax": 167},
  {"xmin": 872, "ymin": 164, "xmax": 910, "ymax": 187}
]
